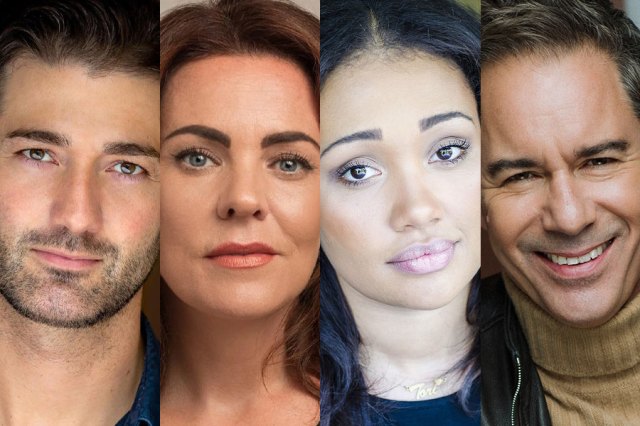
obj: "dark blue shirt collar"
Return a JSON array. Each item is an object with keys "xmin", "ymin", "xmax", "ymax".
[{"xmin": 116, "ymin": 316, "xmax": 160, "ymax": 426}]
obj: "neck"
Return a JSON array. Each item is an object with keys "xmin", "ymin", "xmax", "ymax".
[
  {"xmin": 0, "ymin": 293, "xmax": 144, "ymax": 425},
  {"xmin": 161, "ymin": 284, "xmax": 296, "ymax": 406},
  {"xmin": 342, "ymin": 282, "xmax": 473, "ymax": 400}
]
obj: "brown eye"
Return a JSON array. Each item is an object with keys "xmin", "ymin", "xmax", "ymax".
[{"xmin": 114, "ymin": 162, "xmax": 144, "ymax": 175}]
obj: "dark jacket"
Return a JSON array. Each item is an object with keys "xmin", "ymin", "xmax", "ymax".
[{"xmin": 480, "ymin": 275, "xmax": 551, "ymax": 426}]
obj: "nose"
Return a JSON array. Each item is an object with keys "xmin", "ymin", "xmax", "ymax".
[
  {"xmin": 541, "ymin": 173, "xmax": 595, "ymax": 235},
  {"xmin": 389, "ymin": 171, "xmax": 444, "ymax": 232},
  {"xmin": 50, "ymin": 166, "xmax": 103, "ymax": 235},
  {"xmin": 216, "ymin": 165, "xmax": 268, "ymax": 220}
]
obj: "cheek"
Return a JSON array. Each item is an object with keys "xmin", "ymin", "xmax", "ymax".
[
  {"xmin": 104, "ymin": 181, "xmax": 160, "ymax": 246},
  {"xmin": 269, "ymin": 178, "xmax": 320, "ymax": 249},
  {"xmin": 320, "ymin": 188, "xmax": 385, "ymax": 260},
  {"xmin": 0, "ymin": 171, "xmax": 53, "ymax": 234},
  {"xmin": 160, "ymin": 172, "xmax": 207, "ymax": 253}
]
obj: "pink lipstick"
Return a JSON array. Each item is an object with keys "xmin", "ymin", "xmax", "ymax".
[
  {"xmin": 206, "ymin": 242, "xmax": 277, "ymax": 269},
  {"xmin": 387, "ymin": 240, "xmax": 455, "ymax": 275}
]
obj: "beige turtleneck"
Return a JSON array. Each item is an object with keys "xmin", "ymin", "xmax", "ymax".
[{"xmin": 504, "ymin": 277, "xmax": 640, "ymax": 426}]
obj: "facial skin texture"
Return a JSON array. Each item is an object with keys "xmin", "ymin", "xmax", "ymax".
[
  {"xmin": 482, "ymin": 48, "xmax": 640, "ymax": 328},
  {"xmin": 321, "ymin": 54, "xmax": 481, "ymax": 310},
  {"xmin": 0, "ymin": 58, "xmax": 160, "ymax": 328},
  {"xmin": 161, "ymin": 55, "xmax": 320, "ymax": 319}
]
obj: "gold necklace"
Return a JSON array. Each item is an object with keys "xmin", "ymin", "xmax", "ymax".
[{"xmin": 403, "ymin": 375, "xmax": 447, "ymax": 400}]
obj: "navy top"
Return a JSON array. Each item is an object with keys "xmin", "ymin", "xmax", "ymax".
[
  {"xmin": 371, "ymin": 382, "xmax": 480, "ymax": 426},
  {"xmin": 115, "ymin": 317, "xmax": 160, "ymax": 426}
]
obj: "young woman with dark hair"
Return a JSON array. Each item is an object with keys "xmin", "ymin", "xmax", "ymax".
[
  {"xmin": 319, "ymin": 0, "xmax": 481, "ymax": 424},
  {"xmin": 159, "ymin": 0, "xmax": 319, "ymax": 423}
]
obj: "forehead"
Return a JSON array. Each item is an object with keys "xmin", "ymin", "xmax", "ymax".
[
  {"xmin": 161, "ymin": 55, "xmax": 318, "ymax": 135},
  {"xmin": 0, "ymin": 57, "xmax": 160, "ymax": 149},
  {"xmin": 320, "ymin": 53, "xmax": 477, "ymax": 147},
  {"xmin": 481, "ymin": 48, "xmax": 639, "ymax": 161}
]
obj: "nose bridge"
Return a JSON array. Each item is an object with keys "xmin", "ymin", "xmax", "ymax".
[
  {"xmin": 389, "ymin": 166, "xmax": 443, "ymax": 232},
  {"xmin": 216, "ymin": 161, "xmax": 267, "ymax": 220},
  {"xmin": 542, "ymin": 171, "xmax": 594, "ymax": 235},
  {"xmin": 50, "ymin": 163, "xmax": 102, "ymax": 234}
]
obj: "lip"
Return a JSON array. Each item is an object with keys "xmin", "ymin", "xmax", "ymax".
[
  {"xmin": 31, "ymin": 248, "xmax": 102, "ymax": 271},
  {"xmin": 387, "ymin": 240, "xmax": 455, "ymax": 275},
  {"xmin": 536, "ymin": 238, "xmax": 614, "ymax": 280},
  {"xmin": 206, "ymin": 242, "xmax": 277, "ymax": 269}
]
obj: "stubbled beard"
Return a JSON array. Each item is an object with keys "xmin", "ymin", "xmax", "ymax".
[{"xmin": 0, "ymin": 227, "xmax": 158, "ymax": 328}]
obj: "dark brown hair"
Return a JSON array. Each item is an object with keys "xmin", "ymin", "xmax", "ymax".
[
  {"xmin": 482, "ymin": 0, "xmax": 640, "ymax": 118},
  {"xmin": 0, "ymin": 0, "xmax": 159, "ymax": 107},
  {"xmin": 160, "ymin": 0, "xmax": 320, "ymax": 396}
]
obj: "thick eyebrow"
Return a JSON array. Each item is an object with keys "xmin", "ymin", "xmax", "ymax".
[
  {"xmin": 262, "ymin": 131, "xmax": 319, "ymax": 149},
  {"xmin": 485, "ymin": 158, "xmax": 541, "ymax": 179},
  {"xmin": 576, "ymin": 140, "xmax": 628, "ymax": 159},
  {"xmin": 104, "ymin": 142, "xmax": 160, "ymax": 159},
  {"xmin": 419, "ymin": 111, "xmax": 474, "ymax": 132},
  {"xmin": 164, "ymin": 125, "xmax": 231, "ymax": 148},
  {"xmin": 6, "ymin": 129, "xmax": 71, "ymax": 147},
  {"xmin": 321, "ymin": 129, "xmax": 382, "ymax": 157}
]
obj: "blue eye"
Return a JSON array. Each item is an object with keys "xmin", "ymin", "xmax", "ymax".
[
  {"xmin": 174, "ymin": 148, "xmax": 219, "ymax": 169},
  {"xmin": 21, "ymin": 149, "xmax": 54, "ymax": 162},
  {"xmin": 185, "ymin": 153, "xmax": 211, "ymax": 168}
]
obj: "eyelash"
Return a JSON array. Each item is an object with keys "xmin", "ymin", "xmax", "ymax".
[
  {"xmin": 173, "ymin": 147, "xmax": 221, "ymax": 169},
  {"xmin": 270, "ymin": 152, "xmax": 315, "ymax": 173},
  {"xmin": 335, "ymin": 159, "xmax": 379, "ymax": 187},
  {"xmin": 429, "ymin": 138, "xmax": 471, "ymax": 165}
]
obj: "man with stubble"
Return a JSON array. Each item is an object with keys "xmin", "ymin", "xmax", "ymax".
[
  {"xmin": 480, "ymin": 0, "xmax": 640, "ymax": 424},
  {"xmin": 0, "ymin": 0, "xmax": 160, "ymax": 424}
]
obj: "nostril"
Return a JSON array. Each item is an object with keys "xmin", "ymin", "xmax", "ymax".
[{"xmin": 227, "ymin": 208, "xmax": 235, "ymax": 217}]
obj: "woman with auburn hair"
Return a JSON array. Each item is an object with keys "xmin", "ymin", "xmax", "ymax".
[
  {"xmin": 159, "ymin": 0, "xmax": 319, "ymax": 423},
  {"xmin": 320, "ymin": 0, "xmax": 480, "ymax": 424}
]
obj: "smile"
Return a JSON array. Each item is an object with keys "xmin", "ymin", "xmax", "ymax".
[{"xmin": 543, "ymin": 240, "xmax": 612, "ymax": 266}]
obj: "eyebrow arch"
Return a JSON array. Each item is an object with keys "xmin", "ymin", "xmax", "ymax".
[
  {"xmin": 164, "ymin": 125, "xmax": 231, "ymax": 148},
  {"xmin": 6, "ymin": 129, "xmax": 71, "ymax": 147},
  {"xmin": 104, "ymin": 142, "xmax": 160, "ymax": 158},
  {"xmin": 576, "ymin": 140, "xmax": 628, "ymax": 158},
  {"xmin": 321, "ymin": 129, "xmax": 382, "ymax": 157},
  {"xmin": 419, "ymin": 111, "xmax": 474, "ymax": 132},
  {"xmin": 262, "ymin": 131, "xmax": 319, "ymax": 149},
  {"xmin": 486, "ymin": 158, "xmax": 541, "ymax": 179}
]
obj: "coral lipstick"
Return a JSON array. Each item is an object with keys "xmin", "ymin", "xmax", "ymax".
[{"xmin": 206, "ymin": 243, "xmax": 276, "ymax": 269}]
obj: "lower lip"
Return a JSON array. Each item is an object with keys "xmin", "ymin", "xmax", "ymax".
[
  {"xmin": 388, "ymin": 245, "xmax": 455, "ymax": 275},
  {"xmin": 208, "ymin": 254, "xmax": 274, "ymax": 269},
  {"xmin": 538, "ymin": 241, "xmax": 612, "ymax": 280},
  {"xmin": 32, "ymin": 250, "xmax": 101, "ymax": 271}
]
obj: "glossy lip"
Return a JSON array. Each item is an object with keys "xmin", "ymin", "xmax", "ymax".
[
  {"xmin": 31, "ymin": 248, "xmax": 102, "ymax": 271},
  {"xmin": 386, "ymin": 239, "xmax": 455, "ymax": 275},
  {"xmin": 535, "ymin": 238, "xmax": 614, "ymax": 280},
  {"xmin": 206, "ymin": 242, "xmax": 277, "ymax": 269}
]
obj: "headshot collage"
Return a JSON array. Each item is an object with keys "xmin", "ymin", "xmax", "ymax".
[{"xmin": 0, "ymin": 0, "xmax": 638, "ymax": 425}]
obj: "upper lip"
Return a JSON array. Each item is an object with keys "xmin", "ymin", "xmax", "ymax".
[
  {"xmin": 206, "ymin": 242, "xmax": 277, "ymax": 257},
  {"xmin": 387, "ymin": 239, "xmax": 455, "ymax": 263},
  {"xmin": 31, "ymin": 247, "xmax": 102, "ymax": 261},
  {"xmin": 537, "ymin": 239, "xmax": 613, "ymax": 258}
]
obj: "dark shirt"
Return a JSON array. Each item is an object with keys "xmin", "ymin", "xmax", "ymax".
[
  {"xmin": 372, "ymin": 382, "xmax": 480, "ymax": 426},
  {"xmin": 115, "ymin": 316, "xmax": 160, "ymax": 426}
]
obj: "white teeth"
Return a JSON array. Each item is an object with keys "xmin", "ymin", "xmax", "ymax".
[{"xmin": 545, "ymin": 241, "xmax": 610, "ymax": 266}]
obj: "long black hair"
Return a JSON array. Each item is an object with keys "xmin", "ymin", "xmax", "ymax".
[{"xmin": 319, "ymin": 1, "xmax": 480, "ymax": 424}]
